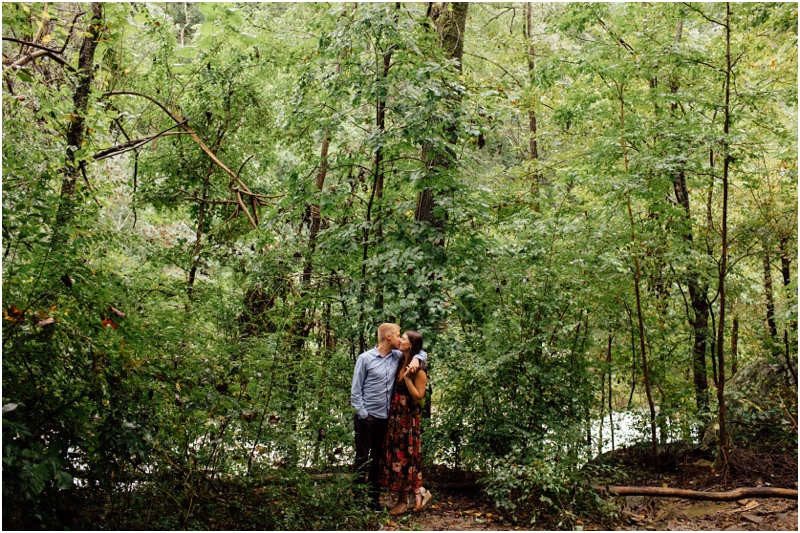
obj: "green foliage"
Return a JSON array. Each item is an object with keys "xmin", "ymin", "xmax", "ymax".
[{"xmin": 2, "ymin": 1, "xmax": 796, "ymax": 529}]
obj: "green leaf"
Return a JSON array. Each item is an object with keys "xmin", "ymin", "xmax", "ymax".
[{"xmin": 55, "ymin": 470, "xmax": 73, "ymax": 490}]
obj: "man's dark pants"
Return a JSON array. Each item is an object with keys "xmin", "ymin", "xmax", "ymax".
[{"xmin": 354, "ymin": 414, "xmax": 389, "ymax": 504}]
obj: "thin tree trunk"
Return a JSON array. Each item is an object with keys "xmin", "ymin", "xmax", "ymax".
[
  {"xmin": 620, "ymin": 83, "xmax": 658, "ymax": 465},
  {"xmin": 763, "ymin": 250, "xmax": 779, "ymax": 344},
  {"xmin": 715, "ymin": 2, "xmax": 731, "ymax": 462},
  {"xmin": 53, "ymin": 3, "xmax": 103, "ymax": 242},
  {"xmin": 624, "ymin": 301, "xmax": 637, "ymax": 407},
  {"xmin": 415, "ymin": 2, "xmax": 468, "ymax": 231},
  {"xmin": 303, "ymin": 133, "xmax": 330, "ymax": 284},
  {"xmin": 777, "ymin": 236, "xmax": 798, "ymax": 386},
  {"xmin": 607, "ymin": 332, "xmax": 615, "ymax": 451},
  {"xmin": 668, "ymin": 18, "xmax": 711, "ymax": 416},
  {"xmin": 524, "ymin": 3, "xmax": 540, "ymax": 202},
  {"xmin": 730, "ymin": 315, "xmax": 738, "ymax": 376},
  {"xmin": 187, "ymin": 164, "xmax": 211, "ymax": 300}
]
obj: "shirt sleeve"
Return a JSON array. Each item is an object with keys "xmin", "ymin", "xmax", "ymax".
[
  {"xmin": 350, "ymin": 355, "xmax": 369, "ymax": 419},
  {"xmin": 413, "ymin": 350, "xmax": 428, "ymax": 363}
]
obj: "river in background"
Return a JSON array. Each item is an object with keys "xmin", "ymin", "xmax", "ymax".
[{"xmin": 589, "ymin": 409, "xmax": 699, "ymax": 457}]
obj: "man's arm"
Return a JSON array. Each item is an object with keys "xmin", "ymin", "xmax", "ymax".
[{"xmin": 350, "ymin": 355, "xmax": 369, "ymax": 419}]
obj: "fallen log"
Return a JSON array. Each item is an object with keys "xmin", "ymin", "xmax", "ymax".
[{"xmin": 595, "ymin": 485, "xmax": 798, "ymax": 501}]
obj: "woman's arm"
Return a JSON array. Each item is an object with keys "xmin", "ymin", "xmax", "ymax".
[{"xmin": 403, "ymin": 369, "xmax": 427, "ymax": 403}]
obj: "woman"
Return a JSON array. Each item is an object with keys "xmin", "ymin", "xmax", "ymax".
[{"xmin": 378, "ymin": 330, "xmax": 431, "ymax": 515}]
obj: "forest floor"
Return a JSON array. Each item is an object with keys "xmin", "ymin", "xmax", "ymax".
[
  {"xmin": 376, "ymin": 447, "xmax": 798, "ymax": 531},
  {"xmin": 375, "ymin": 487, "xmax": 798, "ymax": 531}
]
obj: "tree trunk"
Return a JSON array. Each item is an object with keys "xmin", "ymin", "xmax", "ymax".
[
  {"xmin": 415, "ymin": 2, "xmax": 468, "ymax": 231},
  {"xmin": 730, "ymin": 315, "xmax": 738, "ymax": 376},
  {"xmin": 763, "ymin": 250, "xmax": 779, "ymax": 344},
  {"xmin": 777, "ymin": 236, "xmax": 798, "ymax": 386},
  {"xmin": 607, "ymin": 332, "xmax": 615, "ymax": 451},
  {"xmin": 524, "ymin": 3, "xmax": 540, "ymax": 203},
  {"xmin": 53, "ymin": 3, "xmax": 104, "ymax": 241},
  {"xmin": 673, "ymin": 169, "xmax": 711, "ymax": 415},
  {"xmin": 187, "ymin": 163, "xmax": 212, "ymax": 300},
  {"xmin": 620, "ymin": 83, "xmax": 658, "ymax": 466},
  {"xmin": 715, "ymin": 2, "xmax": 731, "ymax": 462},
  {"xmin": 668, "ymin": 19, "xmax": 711, "ymax": 416},
  {"xmin": 303, "ymin": 133, "xmax": 330, "ymax": 284}
]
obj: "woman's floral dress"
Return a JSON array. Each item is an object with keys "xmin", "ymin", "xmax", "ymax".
[{"xmin": 378, "ymin": 362, "xmax": 427, "ymax": 492}]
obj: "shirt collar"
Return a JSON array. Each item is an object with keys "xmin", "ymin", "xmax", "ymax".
[{"xmin": 371, "ymin": 345, "xmax": 396, "ymax": 358}]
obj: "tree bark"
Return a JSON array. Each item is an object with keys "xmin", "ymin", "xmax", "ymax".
[
  {"xmin": 715, "ymin": 2, "xmax": 731, "ymax": 461},
  {"xmin": 415, "ymin": 2, "xmax": 468, "ymax": 231},
  {"xmin": 53, "ymin": 3, "xmax": 103, "ymax": 239},
  {"xmin": 730, "ymin": 314, "xmax": 738, "ymax": 376},
  {"xmin": 668, "ymin": 19, "xmax": 710, "ymax": 416},
  {"xmin": 763, "ymin": 250, "xmax": 779, "ymax": 344},
  {"xmin": 620, "ymin": 83, "xmax": 658, "ymax": 466},
  {"xmin": 187, "ymin": 163, "xmax": 211, "ymax": 300},
  {"xmin": 777, "ymin": 236, "xmax": 798, "ymax": 386},
  {"xmin": 607, "ymin": 332, "xmax": 615, "ymax": 451},
  {"xmin": 524, "ymin": 3, "xmax": 540, "ymax": 202},
  {"xmin": 303, "ymin": 133, "xmax": 330, "ymax": 284}
]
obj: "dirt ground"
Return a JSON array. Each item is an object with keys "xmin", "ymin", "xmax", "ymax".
[
  {"xmin": 378, "ymin": 472, "xmax": 798, "ymax": 531},
  {"xmin": 376, "ymin": 484, "xmax": 798, "ymax": 531},
  {"xmin": 613, "ymin": 494, "xmax": 798, "ymax": 531}
]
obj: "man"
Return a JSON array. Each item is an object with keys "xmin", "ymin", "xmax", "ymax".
[{"xmin": 351, "ymin": 323, "xmax": 427, "ymax": 510}]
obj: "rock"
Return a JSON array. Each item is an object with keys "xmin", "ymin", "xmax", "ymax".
[
  {"xmin": 656, "ymin": 508, "xmax": 688, "ymax": 522},
  {"xmin": 625, "ymin": 496, "xmax": 644, "ymax": 509},
  {"xmin": 741, "ymin": 513, "xmax": 764, "ymax": 524},
  {"xmin": 685, "ymin": 503, "xmax": 732, "ymax": 518},
  {"xmin": 692, "ymin": 458, "xmax": 715, "ymax": 468},
  {"xmin": 740, "ymin": 501, "xmax": 760, "ymax": 512},
  {"xmin": 723, "ymin": 525, "xmax": 743, "ymax": 531}
]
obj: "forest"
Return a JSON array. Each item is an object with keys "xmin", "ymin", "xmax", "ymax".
[{"xmin": 2, "ymin": 2, "xmax": 797, "ymax": 530}]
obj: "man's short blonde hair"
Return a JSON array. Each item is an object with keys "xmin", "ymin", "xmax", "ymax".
[{"xmin": 377, "ymin": 323, "xmax": 400, "ymax": 343}]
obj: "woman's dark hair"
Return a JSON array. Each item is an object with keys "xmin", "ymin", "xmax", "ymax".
[{"xmin": 396, "ymin": 330, "xmax": 423, "ymax": 383}]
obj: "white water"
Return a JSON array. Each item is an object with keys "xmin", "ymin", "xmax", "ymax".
[{"xmin": 589, "ymin": 409, "xmax": 699, "ymax": 456}]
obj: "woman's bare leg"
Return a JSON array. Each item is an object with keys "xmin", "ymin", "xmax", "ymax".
[{"xmin": 388, "ymin": 490, "xmax": 407, "ymax": 515}]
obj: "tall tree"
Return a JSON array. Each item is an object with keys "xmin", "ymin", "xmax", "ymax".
[{"xmin": 415, "ymin": 2, "xmax": 468, "ymax": 232}]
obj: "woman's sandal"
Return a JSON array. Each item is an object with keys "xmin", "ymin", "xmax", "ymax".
[{"xmin": 412, "ymin": 487, "xmax": 432, "ymax": 512}]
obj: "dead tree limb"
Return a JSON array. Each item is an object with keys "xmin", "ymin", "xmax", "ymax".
[
  {"xmin": 2, "ymin": 48, "xmax": 75, "ymax": 75},
  {"xmin": 101, "ymin": 91, "xmax": 274, "ymax": 228},
  {"xmin": 595, "ymin": 485, "xmax": 798, "ymax": 501},
  {"xmin": 92, "ymin": 118, "xmax": 190, "ymax": 160}
]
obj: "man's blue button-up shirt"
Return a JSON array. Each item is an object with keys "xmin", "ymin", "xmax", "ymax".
[{"xmin": 351, "ymin": 347, "xmax": 427, "ymax": 420}]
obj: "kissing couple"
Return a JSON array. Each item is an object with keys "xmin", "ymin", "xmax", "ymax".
[{"xmin": 350, "ymin": 323, "xmax": 432, "ymax": 514}]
